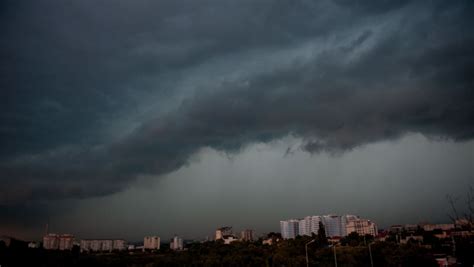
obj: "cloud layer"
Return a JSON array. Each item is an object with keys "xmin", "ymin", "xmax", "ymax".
[{"xmin": 1, "ymin": 0, "xmax": 473, "ymax": 207}]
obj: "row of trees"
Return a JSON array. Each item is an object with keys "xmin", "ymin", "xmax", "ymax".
[
  {"xmin": 0, "ymin": 234, "xmax": 443, "ymax": 267},
  {"xmin": 146, "ymin": 235, "xmax": 440, "ymax": 267},
  {"xmin": 1, "ymin": 219, "xmax": 473, "ymax": 266}
]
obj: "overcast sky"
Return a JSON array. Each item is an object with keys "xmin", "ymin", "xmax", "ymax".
[{"xmin": 1, "ymin": 0, "xmax": 473, "ymax": 241}]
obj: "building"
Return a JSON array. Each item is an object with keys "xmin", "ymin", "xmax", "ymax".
[
  {"xmin": 240, "ymin": 229, "xmax": 255, "ymax": 241},
  {"xmin": 423, "ymin": 224, "xmax": 455, "ymax": 232},
  {"xmin": 80, "ymin": 239, "xmax": 126, "ymax": 252},
  {"xmin": 215, "ymin": 227, "xmax": 232, "ymax": 240},
  {"xmin": 59, "ymin": 234, "xmax": 74, "ymax": 250},
  {"xmin": 262, "ymin": 232, "xmax": 281, "ymax": 245},
  {"xmin": 280, "ymin": 219, "xmax": 299, "ymax": 239},
  {"xmin": 28, "ymin": 242, "xmax": 40, "ymax": 248},
  {"xmin": 389, "ymin": 225, "xmax": 404, "ymax": 233},
  {"xmin": 322, "ymin": 215, "xmax": 345, "ymax": 237},
  {"xmin": 280, "ymin": 214, "xmax": 378, "ymax": 239},
  {"xmin": 310, "ymin": 216, "xmax": 322, "ymax": 234},
  {"xmin": 455, "ymin": 218, "xmax": 473, "ymax": 229},
  {"xmin": 223, "ymin": 235, "xmax": 239, "ymax": 244},
  {"xmin": 297, "ymin": 216, "xmax": 324, "ymax": 236},
  {"xmin": 346, "ymin": 218, "xmax": 378, "ymax": 236},
  {"xmin": 113, "ymin": 239, "xmax": 127, "ymax": 251},
  {"xmin": 43, "ymin": 234, "xmax": 59, "ymax": 250},
  {"xmin": 144, "ymin": 236, "xmax": 160, "ymax": 250},
  {"xmin": 170, "ymin": 236, "xmax": 183, "ymax": 250},
  {"xmin": 400, "ymin": 235, "xmax": 423, "ymax": 244},
  {"xmin": 43, "ymin": 234, "xmax": 75, "ymax": 250},
  {"xmin": 298, "ymin": 217, "xmax": 311, "ymax": 236},
  {"xmin": 101, "ymin": 240, "xmax": 113, "ymax": 251},
  {"xmin": 404, "ymin": 224, "xmax": 419, "ymax": 233}
]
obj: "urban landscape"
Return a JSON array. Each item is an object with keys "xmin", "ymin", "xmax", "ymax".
[
  {"xmin": 1, "ymin": 0, "xmax": 474, "ymax": 266},
  {"xmin": 1, "ymin": 213, "xmax": 474, "ymax": 266}
]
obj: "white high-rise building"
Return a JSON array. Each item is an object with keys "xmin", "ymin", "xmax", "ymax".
[
  {"xmin": 310, "ymin": 216, "xmax": 322, "ymax": 234},
  {"xmin": 281, "ymin": 214, "xmax": 377, "ymax": 238},
  {"xmin": 322, "ymin": 215, "xmax": 345, "ymax": 237},
  {"xmin": 298, "ymin": 217, "xmax": 312, "ymax": 236},
  {"xmin": 144, "ymin": 236, "xmax": 160, "ymax": 250},
  {"xmin": 280, "ymin": 219, "xmax": 299, "ymax": 239},
  {"xmin": 345, "ymin": 215, "xmax": 359, "ymax": 222}
]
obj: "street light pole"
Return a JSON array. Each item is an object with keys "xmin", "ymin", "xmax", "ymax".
[
  {"xmin": 368, "ymin": 243, "xmax": 374, "ymax": 267},
  {"xmin": 305, "ymin": 239, "xmax": 316, "ymax": 267},
  {"xmin": 333, "ymin": 245, "xmax": 338, "ymax": 267}
]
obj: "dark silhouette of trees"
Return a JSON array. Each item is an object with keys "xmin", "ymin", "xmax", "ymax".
[
  {"xmin": 341, "ymin": 233, "xmax": 375, "ymax": 247},
  {"xmin": 317, "ymin": 221, "xmax": 328, "ymax": 247},
  {"xmin": 0, "ymin": 235, "xmax": 466, "ymax": 267},
  {"xmin": 447, "ymin": 185, "xmax": 474, "ymax": 230}
]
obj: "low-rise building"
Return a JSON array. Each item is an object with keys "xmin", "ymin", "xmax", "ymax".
[
  {"xmin": 400, "ymin": 235, "xmax": 423, "ymax": 244},
  {"xmin": 404, "ymin": 224, "xmax": 419, "ymax": 233},
  {"xmin": 28, "ymin": 241, "xmax": 40, "ymax": 248},
  {"xmin": 346, "ymin": 219, "xmax": 378, "ymax": 236},
  {"xmin": 80, "ymin": 239, "xmax": 126, "ymax": 252},
  {"xmin": 262, "ymin": 233, "xmax": 281, "ymax": 245},
  {"xmin": 455, "ymin": 218, "xmax": 473, "ymax": 229},
  {"xmin": 423, "ymin": 224, "xmax": 455, "ymax": 232},
  {"xmin": 223, "ymin": 235, "xmax": 239, "ymax": 245},
  {"xmin": 389, "ymin": 225, "xmax": 404, "ymax": 233}
]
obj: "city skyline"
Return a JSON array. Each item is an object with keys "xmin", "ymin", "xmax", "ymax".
[
  {"xmin": 3, "ymin": 211, "xmax": 460, "ymax": 242},
  {"xmin": 1, "ymin": 0, "xmax": 474, "ymax": 242},
  {"xmin": 2, "ymin": 214, "xmax": 471, "ymax": 266},
  {"xmin": 4, "ymin": 214, "xmax": 464, "ymax": 249}
]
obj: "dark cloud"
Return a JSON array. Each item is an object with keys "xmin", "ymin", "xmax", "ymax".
[{"xmin": 1, "ymin": 0, "xmax": 473, "ymax": 216}]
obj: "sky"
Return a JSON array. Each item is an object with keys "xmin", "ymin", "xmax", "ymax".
[{"xmin": 0, "ymin": 0, "xmax": 473, "ymax": 241}]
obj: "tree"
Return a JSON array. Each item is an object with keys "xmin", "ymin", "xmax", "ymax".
[
  {"xmin": 317, "ymin": 221, "xmax": 328, "ymax": 247},
  {"xmin": 341, "ymin": 232, "xmax": 361, "ymax": 246},
  {"xmin": 447, "ymin": 185, "xmax": 474, "ymax": 230}
]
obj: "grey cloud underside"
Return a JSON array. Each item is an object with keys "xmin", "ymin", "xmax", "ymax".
[{"xmin": 0, "ymin": 0, "xmax": 473, "ymax": 204}]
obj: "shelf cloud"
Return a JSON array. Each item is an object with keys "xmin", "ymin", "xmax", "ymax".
[{"xmin": 1, "ymin": 0, "xmax": 473, "ymax": 219}]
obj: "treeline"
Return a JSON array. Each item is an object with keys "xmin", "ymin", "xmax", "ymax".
[
  {"xmin": 147, "ymin": 237, "xmax": 438, "ymax": 267},
  {"xmin": 1, "ymin": 233, "xmax": 473, "ymax": 266}
]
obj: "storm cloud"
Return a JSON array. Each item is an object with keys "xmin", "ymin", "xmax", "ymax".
[{"xmin": 1, "ymin": 0, "xmax": 473, "ymax": 209}]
